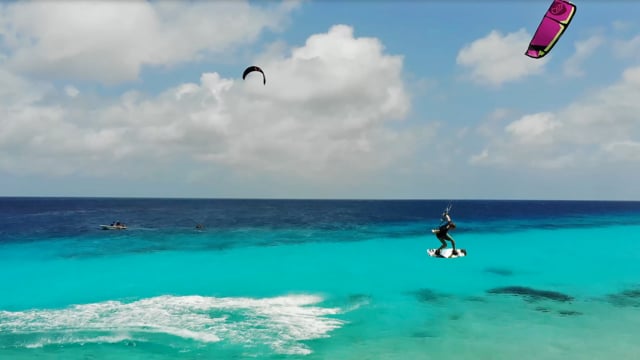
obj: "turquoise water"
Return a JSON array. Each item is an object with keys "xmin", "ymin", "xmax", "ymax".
[{"xmin": 1, "ymin": 199, "xmax": 640, "ymax": 359}]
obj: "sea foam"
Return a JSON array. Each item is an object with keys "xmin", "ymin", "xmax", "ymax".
[{"xmin": 0, "ymin": 293, "xmax": 346, "ymax": 355}]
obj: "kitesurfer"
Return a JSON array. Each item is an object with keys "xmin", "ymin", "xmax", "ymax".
[{"xmin": 432, "ymin": 207, "xmax": 457, "ymax": 256}]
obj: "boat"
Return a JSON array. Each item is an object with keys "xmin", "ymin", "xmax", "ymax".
[{"xmin": 100, "ymin": 224, "xmax": 127, "ymax": 230}]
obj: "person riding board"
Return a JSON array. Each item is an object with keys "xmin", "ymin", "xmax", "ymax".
[{"xmin": 432, "ymin": 205, "xmax": 457, "ymax": 256}]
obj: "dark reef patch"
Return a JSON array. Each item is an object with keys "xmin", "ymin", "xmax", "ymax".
[
  {"xmin": 534, "ymin": 307, "xmax": 582, "ymax": 316},
  {"xmin": 557, "ymin": 310, "xmax": 582, "ymax": 316},
  {"xmin": 463, "ymin": 295, "xmax": 487, "ymax": 303},
  {"xmin": 484, "ymin": 267, "xmax": 514, "ymax": 276},
  {"xmin": 347, "ymin": 293, "xmax": 373, "ymax": 304},
  {"xmin": 408, "ymin": 288, "xmax": 452, "ymax": 303},
  {"xmin": 605, "ymin": 287, "xmax": 640, "ymax": 307},
  {"xmin": 411, "ymin": 330, "xmax": 438, "ymax": 338},
  {"xmin": 486, "ymin": 286, "xmax": 574, "ymax": 303}
]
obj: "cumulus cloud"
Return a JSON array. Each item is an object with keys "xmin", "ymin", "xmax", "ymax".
[
  {"xmin": 470, "ymin": 66, "xmax": 640, "ymax": 170},
  {"xmin": 612, "ymin": 21, "xmax": 634, "ymax": 33},
  {"xmin": 456, "ymin": 29, "xmax": 549, "ymax": 87},
  {"xmin": 0, "ymin": 0, "xmax": 299, "ymax": 85},
  {"xmin": 504, "ymin": 112, "xmax": 561, "ymax": 145},
  {"xmin": 65, "ymin": 85, "xmax": 79, "ymax": 98},
  {"xmin": 0, "ymin": 25, "xmax": 421, "ymax": 188},
  {"xmin": 563, "ymin": 35, "xmax": 605, "ymax": 77},
  {"xmin": 488, "ymin": 108, "xmax": 511, "ymax": 122},
  {"xmin": 603, "ymin": 141, "xmax": 640, "ymax": 162},
  {"xmin": 613, "ymin": 34, "xmax": 640, "ymax": 60}
]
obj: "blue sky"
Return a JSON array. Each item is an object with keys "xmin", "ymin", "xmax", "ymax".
[{"xmin": 1, "ymin": 0, "xmax": 639, "ymax": 200}]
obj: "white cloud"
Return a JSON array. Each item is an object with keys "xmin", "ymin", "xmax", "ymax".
[
  {"xmin": 470, "ymin": 65, "xmax": 640, "ymax": 170},
  {"xmin": 504, "ymin": 112, "xmax": 561, "ymax": 145},
  {"xmin": 469, "ymin": 148, "xmax": 489, "ymax": 165},
  {"xmin": 612, "ymin": 20, "xmax": 634, "ymax": 33},
  {"xmin": 0, "ymin": 25, "xmax": 423, "ymax": 188},
  {"xmin": 488, "ymin": 108, "xmax": 511, "ymax": 121},
  {"xmin": 456, "ymin": 29, "xmax": 548, "ymax": 87},
  {"xmin": 0, "ymin": 67, "xmax": 52, "ymax": 107},
  {"xmin": 563, "ymin": 35, "xmax": 605, "ymax": 77},
  {"xmin": 0, "ymin": 0, "xmax": 300, "ymax": 85},
  {"xmin": 64, "ymin": 85, "xmax": 79, "ymax": 98},
  {"xmin": 602, "ymin": 141, "xmax": 640, "ymax": 162},
  {"xmin": 473, "ymin": 107, "xmax": 519, "ymax": 140},
  {"xmin": 613, "ymin": 34, "xmax": 640, "ymax": 60}
]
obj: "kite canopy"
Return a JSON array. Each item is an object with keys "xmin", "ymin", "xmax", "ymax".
[
  {"xmin": 525, "ymin": 0, "xmax": 577, "ymax": 59},
  {"xmin": 242, "ymin": 66, "xmax": 266, "ymax": 85}
]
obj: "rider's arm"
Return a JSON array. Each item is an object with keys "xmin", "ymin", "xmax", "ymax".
[{"xmin": 441, "ymin": 213, "xmax": 451, "ymax": 224}]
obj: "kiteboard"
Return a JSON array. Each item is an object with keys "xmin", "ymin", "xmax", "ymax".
[{"xmin": 427, "ymin": 248, "xmax": 467, "ymax": 259}]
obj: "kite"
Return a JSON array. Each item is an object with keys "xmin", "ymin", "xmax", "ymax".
[
  {"xmin": 525, "ymin": 0, "xmax": 577, "ymax": 59},
  {"xmin": 242, "ymin": 66, "xmax": 266, "ymax": 85}
]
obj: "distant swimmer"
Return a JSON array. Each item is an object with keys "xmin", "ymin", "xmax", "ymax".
[{"xmin": 195, "ymin": 223, "xmax": 204, "ymax": 230}]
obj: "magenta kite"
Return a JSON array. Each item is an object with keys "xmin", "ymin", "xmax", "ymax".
[{"xmin": 525, "ymin": 0, "xmax": 577, "ymax": 59}]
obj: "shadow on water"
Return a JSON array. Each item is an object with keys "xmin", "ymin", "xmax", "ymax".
[{"xmin": 483, "ymin": 267, "xmax": 515, "ymax": 277}]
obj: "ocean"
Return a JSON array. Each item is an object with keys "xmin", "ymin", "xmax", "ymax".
[{"xmin": 1, "ymin": 198, "xmax": 640, "ymax": 359}]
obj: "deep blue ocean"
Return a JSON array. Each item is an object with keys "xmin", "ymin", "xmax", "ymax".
[{"xmin": 1, "ymin": 198, "xmax": 640, "ymax": 359}]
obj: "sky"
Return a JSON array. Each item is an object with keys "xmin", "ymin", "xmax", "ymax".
[{"xmin": 1, "ymin": 0, "xmax": 639, "ymax": 200}]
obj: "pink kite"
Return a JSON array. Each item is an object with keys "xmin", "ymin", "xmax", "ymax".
[{"xmin": 525, "ymin": 0, "xmax": 577, "ymax": 59}]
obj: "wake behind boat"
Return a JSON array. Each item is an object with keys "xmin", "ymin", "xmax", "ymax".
[{"xmin": 100, "ymin": 225, "xmax": 126, "ymax": 230}]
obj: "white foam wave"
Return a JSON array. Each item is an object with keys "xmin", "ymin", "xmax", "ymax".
[
  {"xmin": 0, "ymin": 293, "xmax": 345, "ymax": 355},
  {"xmin": 25, "ymin": 334, "xmax": 134, "ymax": 349}
]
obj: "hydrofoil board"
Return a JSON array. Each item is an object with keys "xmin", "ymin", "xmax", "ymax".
[{"xmin": 427, "ymin": 248, "xmax": 467, "ymax": 259}]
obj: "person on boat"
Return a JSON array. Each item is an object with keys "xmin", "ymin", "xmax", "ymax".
[{"xmin": 432, "ymin": 208, "xmax": 457, "ymax": 256}]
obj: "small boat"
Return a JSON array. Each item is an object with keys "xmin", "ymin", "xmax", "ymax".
[{"xmin": 100, "ymin": 224, "xmax": 127, "ymax": 230}]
